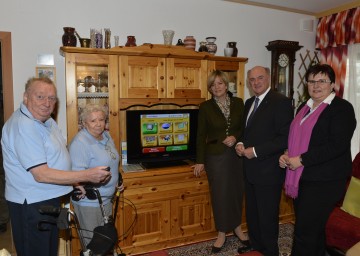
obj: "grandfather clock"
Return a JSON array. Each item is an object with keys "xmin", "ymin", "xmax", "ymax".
[{"xmin": 266, "ymin": 40, "xmax": 302, "ymax": 100}]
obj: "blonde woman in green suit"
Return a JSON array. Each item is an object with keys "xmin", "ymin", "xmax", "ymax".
[{"xmin": 193, "ymin": 70, "xmax": 249, "ymax": 253}]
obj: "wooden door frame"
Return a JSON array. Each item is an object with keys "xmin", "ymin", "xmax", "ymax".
[{"xmin": 0, "ymin": 32, "xmax": 14, "ymax": 121}]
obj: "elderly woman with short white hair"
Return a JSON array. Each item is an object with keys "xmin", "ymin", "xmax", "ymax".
[{"xmin": 69, "ymin": 103, "xmax": 122, "ymax": 246}]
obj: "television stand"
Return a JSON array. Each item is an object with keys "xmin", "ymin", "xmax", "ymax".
[{"xmin": 141, "ymin": 159, "xmax": 192, "ymax": 169}]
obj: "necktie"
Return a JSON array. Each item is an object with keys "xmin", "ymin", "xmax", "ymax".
[{"xmin": 247, "ymin": 97, "xmax": 259, "ymax": 125}]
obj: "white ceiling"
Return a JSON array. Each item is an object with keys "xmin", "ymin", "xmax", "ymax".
[{"xmin": 224, "ymin": 0, "xmax": 359, "ymax": 16}]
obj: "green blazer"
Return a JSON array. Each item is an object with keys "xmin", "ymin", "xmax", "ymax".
[{"xmin": 196, "ymin": 96, "xmax": 244, "ymax": 163}]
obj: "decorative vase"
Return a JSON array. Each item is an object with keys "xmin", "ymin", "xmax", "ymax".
[
  {"xmin": 224, "ymin": 47, "xmax": 234, "ymax": 57},
  {"xmin": 104, "ymin": 28, "xmax": 111, "ymax": 49},
  {"xmin": 227, "ymin": 41, "xmax": 238, "ymax": 57},
  {"xmin": 62, "ymin": 27, "xmax": 77, "ymax": 47},
  {"xmin": 95, "ymin": 30, "xmax": 103, "ymax": 48},
  {"xmin": 206, "ymin": 37, "xmax": 217, "ymax": 55},
  {"xmin": 198, "ymin": 41, "xmax": 208, "ymax": 52},
  {"xmin": 183, "ymin": 36, "xmax": 196, "ymax": 51},
  {"xmin": 162, "ymin": 30, "xmax": 175, "ymax": 46},
  {"xmin": 125, "ymin": 36, "xmax": 137, "ymax": 47}
]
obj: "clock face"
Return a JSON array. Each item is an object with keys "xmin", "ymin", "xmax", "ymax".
[{"xmin": 278, "ymin": 53, "xmax": 289, "ymax": 68}]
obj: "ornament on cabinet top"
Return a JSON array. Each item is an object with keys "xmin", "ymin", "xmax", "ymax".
[
  {"xmin": 206, "ymin": 37, "xmax": 217, "ymax": 55},
  {"xmin": 183, "ymin": 36, "xmax": 196, "ymax": 51},
  {"xmin": 227, "ymin": 42, "xmax": 238, "ymax": 57},
  {"xmin": 125, "ymin": 36, "xmax": 137, "ymax": 47},
  {"xmin": 198, "ymin": 41, "xmax": 208, "ymax": 52},
  {"xmin": 62, "ymin": 27, "xmax": 77, "ymax": 47},
  {"xmin": 176, "ymin": 39, "xmax": 185, "ymax": 46}
]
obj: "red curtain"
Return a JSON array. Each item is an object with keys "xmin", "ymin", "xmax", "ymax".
[{"xmin": 315, "ymin": 7, "xmax": 359, "ymax": 98}]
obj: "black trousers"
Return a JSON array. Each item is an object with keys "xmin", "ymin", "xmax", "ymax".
[
  {"xmin": 291, "ymin": 179, "xmax": 347, "ymax": 256},
  {"xmin": 245, "ymin": 181, "xmax": 283, "ymax": 256},
  {"xmin": 8, "ymin": 198, "xmax": 60, "ymax": 256}
]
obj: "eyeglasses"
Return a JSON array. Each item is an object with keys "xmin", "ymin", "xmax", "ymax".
[
  {"xmin": 105, "ymin": 144, "xmax": 116, "ymax": 160},
  {"xmin": 34, "ymin": 95, "xmax": 57, "ymax": 103},
  {"xmin": 307, "ymin": 79, "xmax": 332, "ymax": 86}
]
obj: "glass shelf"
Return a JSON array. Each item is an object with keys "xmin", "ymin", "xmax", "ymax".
[{"xmin": 77, "ymin": 92, "xmax": 109, "ymax": 98}]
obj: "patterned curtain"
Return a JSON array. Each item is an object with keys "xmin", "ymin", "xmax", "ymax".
[
  {"xmin": 319, "ymin": 46, "xmax": 348, "ymax": 97},
  {"xmin": 315, "ymin": 7, "xmax": 360, "ymax": 98}
]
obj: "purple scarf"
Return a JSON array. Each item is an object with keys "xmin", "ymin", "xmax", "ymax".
[{"xmin": 285, "ymin": 102, "xmax": 329, "ymax": 198}]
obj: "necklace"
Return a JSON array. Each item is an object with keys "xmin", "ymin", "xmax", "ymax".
[{"xmin": 105, "ymin": 143, "xmax": 116, "ymax": 160}]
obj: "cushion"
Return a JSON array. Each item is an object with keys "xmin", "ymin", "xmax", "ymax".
[
  {"xmin": 341, "ymin": 176, "xmax": 360, "ymax": 218},
  {"xmin": 326, "ymin": 207, "xmax": 360, "ymax": 250}
]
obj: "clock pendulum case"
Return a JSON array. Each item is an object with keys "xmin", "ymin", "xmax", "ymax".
[{"xmin": 266, "ymin": 40, "xmax": 303, "ymax": 101}]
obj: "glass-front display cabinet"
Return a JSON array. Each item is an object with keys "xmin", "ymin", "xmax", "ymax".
[
  {"xmin": 63, "ymin": 51, "xmax": 119, "ymax": 149},
  {"xmin": 76, "ymin": 65, "xmax": 109, "ymax": 130}
]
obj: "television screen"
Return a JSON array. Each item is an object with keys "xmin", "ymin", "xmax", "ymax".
[{"xmin": 126, "ymin": 109, "xmax": 198, "ymax": 168}]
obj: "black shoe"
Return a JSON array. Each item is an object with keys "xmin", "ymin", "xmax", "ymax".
[
  {"xmin": 211, "ymin": 237, "xmax": 227, "ymax": 253},
  {"xmin": 237, "ymin": 245, "xmax": 254, "ymax": 254},
  {"xmin": 233, "ymin": 231, "xmax": 250, "ymax": 247},
  {"xmin": 0, "ymin": 223, "xmax": 7, "ymax": 233}
]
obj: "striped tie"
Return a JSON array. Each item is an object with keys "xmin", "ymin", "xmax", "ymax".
[{"xmin": 247, "ymin": 97, "xmax": 259, "ymax": 125}]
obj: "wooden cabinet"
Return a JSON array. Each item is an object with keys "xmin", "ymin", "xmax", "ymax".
[
  {"xmin": 119, "ymin": 55, "xmax": 208, "ymax": 99},
  {"xmin": 118, "ymin": 166, "xmax": 215, "ymax": 255}
]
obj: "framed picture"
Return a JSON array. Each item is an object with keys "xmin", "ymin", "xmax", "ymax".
[{"xmin": 36, "ymin": 66, "xmax": 56, "ymax": 82}]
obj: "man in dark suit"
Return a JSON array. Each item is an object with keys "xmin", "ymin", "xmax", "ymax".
[{"xmin": 236, "ymin": 66, "xmax": 293, "ymax": 255}]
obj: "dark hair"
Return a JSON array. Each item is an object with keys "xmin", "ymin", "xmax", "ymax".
[{"xmin": 305, "ymin": 64, "xmax": 335, "ymax": 83}]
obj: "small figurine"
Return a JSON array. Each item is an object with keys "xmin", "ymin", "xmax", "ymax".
[{"xmin": 176, "ymin": 39, "xmax": 185, "ymax": 46}]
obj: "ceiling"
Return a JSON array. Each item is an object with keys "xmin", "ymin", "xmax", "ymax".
[{"xmin": 224, "ymin": 0, "xmax": 360, "ymax": 16}]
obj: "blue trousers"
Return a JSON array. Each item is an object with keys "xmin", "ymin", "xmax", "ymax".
[{"xmin": 8, "ymin": 198, "xmax": 60, "ymax": 256}]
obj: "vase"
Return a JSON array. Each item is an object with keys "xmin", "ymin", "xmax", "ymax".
[
  {"xmin": 224, "ymin": 47, "xmax": 234, "ymax": 57},
  {"xmin": 183, "ymin": 36, "xmax": 196, "ymax": 51},
  {"xmin": 62, "ymin": 27, "xmax": 77, "ymax": 47},
  {"xmin": 162, "ymin": 30, "xmax": 175, "ymax": 46},
  {"xmin": 95, "ymin": 30, "xmax": 103, "ymax": 48},
  {"xmin": 125, "ymin": 36, "xmax": 137, "ymax": 47},
  {"xmin": 206, "ymin": 37, "xmax": 217, "ymax": 55},
  {"xmin": 104, "ymin": 28, "xmax": 111, "ymax": 49},
  {"xmin": 198, "ymin": 41, "xmax": 208, "ymax": 52},
  {"xmin": 227, "ymin": 41, "xmax": 238, "ymax": 57}
]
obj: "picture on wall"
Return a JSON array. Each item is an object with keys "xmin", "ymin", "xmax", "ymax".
[{"xmin": 35, "ymin": 66, "xmax": 56, "ymax": 82}]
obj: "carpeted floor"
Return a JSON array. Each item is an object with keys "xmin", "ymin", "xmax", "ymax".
[{"xmin": 143, "ymin": 223, "xmax": 294, "ymax": 256}]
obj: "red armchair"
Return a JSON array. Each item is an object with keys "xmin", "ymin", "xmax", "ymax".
[{"xmin": 326, "ymin": 152, "xmax": 360, "ymax": 252}]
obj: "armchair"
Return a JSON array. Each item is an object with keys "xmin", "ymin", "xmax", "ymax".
[{"xmin": 326, "ymin": 152, "xmax": 360, "ymax": 252}]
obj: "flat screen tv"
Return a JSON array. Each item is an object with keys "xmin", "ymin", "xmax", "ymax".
[{"xmin": 126, "ymin": 109, "xmax": 198, "ymax": 168}]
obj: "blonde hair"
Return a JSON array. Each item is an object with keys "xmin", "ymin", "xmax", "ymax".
[
  {"xmin": 207, "ymin": 70, "xmax": 229, "ymax": 92},
  {"xmin": 25, "ymin": 77, "xmax": 56, "ymax": 93}
]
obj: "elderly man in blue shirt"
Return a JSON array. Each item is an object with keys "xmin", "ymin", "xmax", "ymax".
[{"xmin": 1, "ymin": 77, "xmax": 111, "ymax": 256}]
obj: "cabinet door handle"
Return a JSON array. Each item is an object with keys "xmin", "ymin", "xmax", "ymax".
[
  {"xmin": 160, "ymin": 76, "xmax": 164, "ymax": 80},
  {"xmin": 169, "ymin": 76, "xmax": 174, "ymax": 80}
]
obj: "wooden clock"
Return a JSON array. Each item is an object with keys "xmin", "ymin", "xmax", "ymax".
[{"xmin": 266, "ymin": 40, "xmax": 302, "ymax": 100}]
